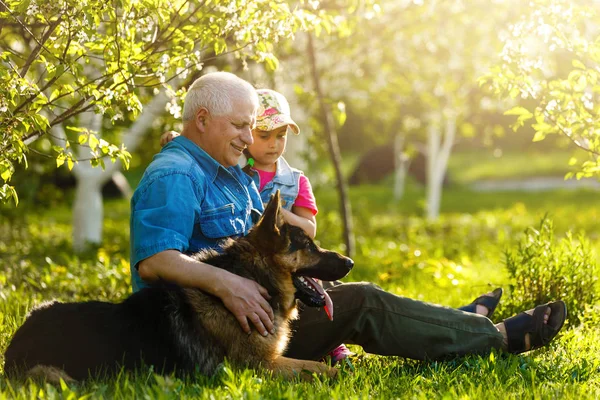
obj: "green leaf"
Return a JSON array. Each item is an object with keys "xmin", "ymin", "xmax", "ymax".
[
  {"xmin": 56, "ymin": 153, "xmax": 66, "ymax": 168},
  {"xmin": 9, "ymin": 186, "xmax": 18, "ymax": 206},
  {"xmin": 504, "ymin": 106, "xmax": 532, "ymax": 117},
  {"xmin": 67, "ymin": 126, "xmax": 87, "ymax": 133},
  {"xmin": 335, "ymin": 101, "xmax": 347, "ymax": 126},
  {"xmin": 508, "ymin": 87, "xmax": 521, "ymax": 99},
  {"xmin": 120, "ymin": 153, "xmax": 130, "ymax": 169},
  {"xmin": 572, "ymin": 59, "xmax": 586, "ymax": 70},
  {"xmin": 213, "ymin": 39, "xmax": 227, "ymax": 55},
  {"xmin": 460, "ymin": 122, "xmax": 476, "ymax": 138},
  {"xmin": 32, "ymin": 114, "xmax": 50, "ymax": 129},
  {"xmin": 49, "ymin": 89, "xmax": 60, "ymax": 102},
  {"xmin": 314, "ymin": 23, "xmax": 322, "ymax": 37},
  {"xmin": 532, "ymin": 130, "xmax": 546, "ymax": 142},
  {"xmin": 264, "ymin": 55, "xmax": 279, "ymax": 71},
  {"xmin": 1, "ymin": 168, "xmax": 11, "ymax": 182},
  {"xmin": 565, "ymin": 171, "xmax": 574, "ymax": 180},
  {"xmin": 89, "ymin": 134, "xmax": 99, "ymax": 151},
  {"xmin": 574, "ymin": 74, "xmax": 587, "ymax": 92}
]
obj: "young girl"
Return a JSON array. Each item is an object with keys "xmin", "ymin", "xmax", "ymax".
[
  {"xmin": 160, "ymin": 89, "xmax": 503, "ymax": 365},
  {"xmin": 242, "ymin": 89, "xmax": 317, "ymax": 236},
  {"xmin": 245, "ymin": 89, "xmax": 355, "ymax": 364}
]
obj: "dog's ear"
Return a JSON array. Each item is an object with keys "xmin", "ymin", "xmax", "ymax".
[{"xmin": 253, "ymin": 190, "xmax": 285, "ymax": 238}]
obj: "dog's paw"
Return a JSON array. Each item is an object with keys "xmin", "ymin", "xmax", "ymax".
[
  {"xmin": 309, "ymin": 363, "xmax": 338, "ymax": 379},
  {"xmin": 325, "ymin": 366, "xmax": 338, "ymax": 379}
]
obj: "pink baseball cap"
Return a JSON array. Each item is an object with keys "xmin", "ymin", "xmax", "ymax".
[{"xmin": 255, "ymin": 89, "xmax": 300, "ymax": 135}]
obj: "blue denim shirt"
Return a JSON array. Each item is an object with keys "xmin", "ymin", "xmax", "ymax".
[
  {"xmin": 251, "ymin": 157, "xmax": 302, "ymax": 212},
  {"xmin": 130, "ymin": 136, "xmax": 264, "ymax": 292}
]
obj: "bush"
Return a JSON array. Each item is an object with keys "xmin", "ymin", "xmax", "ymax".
[{"xmin": 499, "ymin": 216, "xmax": 599, "ymax": 326}]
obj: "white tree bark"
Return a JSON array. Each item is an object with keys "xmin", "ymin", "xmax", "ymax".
[
  {"xmin": 393, "ymin": 132, "xmax": 410, "ymax": 200},
  {"xmin": 425, "ymin": 112, "xmax": 456, "ymax": 220},
  {"xmin": 52, "ymin": 91, "xmax": 170, "ymax": 252},
  {"xmin": 71, "ymin": 112, "xmax": 105, "ymax": 251},
  {"xmin": 72, "ymin": 170, "xmax": 104, "ymax": 247}
]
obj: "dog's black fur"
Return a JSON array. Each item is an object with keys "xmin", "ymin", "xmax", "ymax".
[{"xmin": 4, "ymin": 192, "xmax": 353, "ymax": 381}]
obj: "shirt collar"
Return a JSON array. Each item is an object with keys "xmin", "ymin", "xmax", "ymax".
[
  {"xmin": 272, "ymin": 157, "xmax": 296, "ymax": 185},
  {"xmin": 174, "ymin": 136, "xmax": 237, "ymax": 182}
]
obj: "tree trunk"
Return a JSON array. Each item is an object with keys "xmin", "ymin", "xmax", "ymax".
[
  {"xmin": 393, "ymin": 132, "xmax": 410, "ymax": 200},
  {"xmin": 425, "ymin": 112, "xmax": 456, "ymax": 220},
  {"xmin": 72, "ymin": 167, "xmax": 106, "ymax": 251},
  {"xmin": 307, "ymin": 34, "xmax": 355, "ymax": 257}
]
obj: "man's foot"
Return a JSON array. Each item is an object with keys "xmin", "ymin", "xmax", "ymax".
[
  {"xmin": 458, "ymin": 288, "xmax": 503, "ymax": 319},
  {"xmin": 495, "ymin": 301, "xmax": 567, "ymax": 354}
]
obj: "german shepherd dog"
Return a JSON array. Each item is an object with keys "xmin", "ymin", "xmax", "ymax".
[{"xmin": 4, "ymin": 192, "xmax": 354, "ymax": 382}]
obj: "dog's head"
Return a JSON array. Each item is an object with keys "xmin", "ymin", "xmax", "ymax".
[{"xmin": 248, "ymin": 191, "xmax": 354, "ymax": 310}]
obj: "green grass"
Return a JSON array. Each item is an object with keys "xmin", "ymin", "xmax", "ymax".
[
  {"xmin": 447, "ymin": 148, "xmax": 588, "ymax": 184},
  {"xmin": 326, "ymin": 147, "xmax": 587, "ymax": 186},
  {"xmin": 1, "ymin": 184, "xmax": 600, "ymax": 398}
]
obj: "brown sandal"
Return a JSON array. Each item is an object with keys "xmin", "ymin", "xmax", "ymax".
[{"xmin": 503, "ymin": 300, "xmax": 567, "ymax": 354}]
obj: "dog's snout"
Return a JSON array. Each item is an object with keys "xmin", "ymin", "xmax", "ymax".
[{"xmin": 345, "ymin": 258, "xmax": 354, "ymax": 270}]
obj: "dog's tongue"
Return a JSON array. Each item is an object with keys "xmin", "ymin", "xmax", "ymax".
[
  {"xmin": 323, "ymin": 289, "xmax": 334, "ymax": 321},
  {"xmin": 305, "ymin": 277, "xmax": 334, "ymax": 321}
]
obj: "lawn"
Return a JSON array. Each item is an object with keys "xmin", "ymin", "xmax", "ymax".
[
  {"xmin": 446, "ymin": 148, "xmax": 587, "ymax": 184},
  {"xmin": 1, "ymin": 182, "xmax": 600, "ymax": 398}
]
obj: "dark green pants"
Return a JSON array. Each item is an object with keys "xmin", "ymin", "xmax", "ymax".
[{"xmin": 284, "ymin": 282, "xmax": 504, "ymax": 361}]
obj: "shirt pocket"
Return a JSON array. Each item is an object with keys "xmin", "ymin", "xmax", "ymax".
[
  {"xmin": 280, "ymin": 194, "xmax": 296, "ymax": 210},
  {"xmin": 199, "ymin": 203, "xmax": 244, "ymax": 239}
]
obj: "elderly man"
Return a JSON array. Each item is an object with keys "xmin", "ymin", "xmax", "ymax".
[
  {"xmin": 130, "ymin": 72, "xmax": 275, "ymax": 336},
  {"xmin": 130, "ymin": 72, "xmax": 566, "ymax": 365}
]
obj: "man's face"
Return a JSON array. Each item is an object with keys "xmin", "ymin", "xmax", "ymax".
[{"xmin": 199, "ymin": 97, "xmax": 257, "ymax": 167}]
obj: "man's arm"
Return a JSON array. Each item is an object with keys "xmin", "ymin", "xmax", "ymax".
[
  {"xmin": 132, "ymin": 172, "xmax": 274, "ymax": 336},
  {"xmin": 138, "ymin": 250, "xmax": 275, "ymax": 336}
]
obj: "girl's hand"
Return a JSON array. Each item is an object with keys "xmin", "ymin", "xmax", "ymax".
[
  {"xmin": 281, "ymin": 206, "xmax": 317, "ymax": 238},
  {"xmin": 160, "ymin": 131, "xmax": 180, "ymax": 147}
]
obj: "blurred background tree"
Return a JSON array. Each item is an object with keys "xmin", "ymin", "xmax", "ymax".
[
  {"xmin": 482, "ymin": 0, "xmax": 600, "ymax": 179},
  {"xmin": 286, "ymin": 0, "xmax": 520, "ymax": 219}
]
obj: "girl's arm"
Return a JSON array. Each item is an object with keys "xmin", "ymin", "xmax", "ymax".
[{"xmin": 281, "ymin": 206, "xmax": 317, "ymax": 238}]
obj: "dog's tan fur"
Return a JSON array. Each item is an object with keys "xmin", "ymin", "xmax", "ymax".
[{"xmin": 26, "ymin": 365, "xmax": 75, "ymax": 384}]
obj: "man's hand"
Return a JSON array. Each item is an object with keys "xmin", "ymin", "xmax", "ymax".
[
  {"xmin": 219, "ymin": 274, "xmax": 275, "ymax": 337},
  {"xmin": 139, "ymin": 251, "xmax": 275, "ymax": 336}
]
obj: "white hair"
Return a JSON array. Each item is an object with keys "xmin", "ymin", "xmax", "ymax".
[{"xmin": 182, "ymin": 72, "xmax": 257, "ymax": 121}]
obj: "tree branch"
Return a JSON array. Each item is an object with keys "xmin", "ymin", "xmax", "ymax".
[
  {"xmin": 0, "ymin": 0, "xmax": 63, "ymax": 71},
  {"xmin": 524, "ymin": 86, "xmax": 600, "ymax": 157},
  {"xmin": 144, "ymin": 0, "xmax": 207, "ymax": 53}
]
